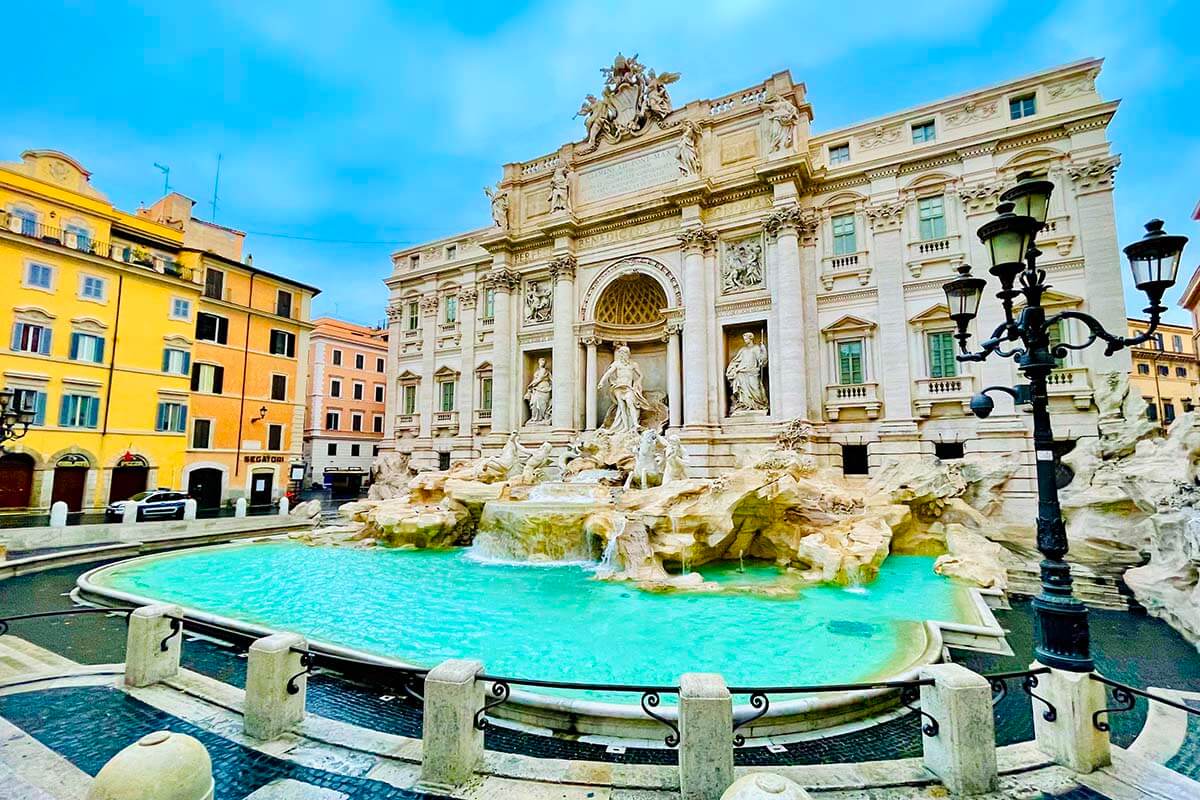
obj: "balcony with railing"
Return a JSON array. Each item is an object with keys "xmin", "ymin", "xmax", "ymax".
[
  {"xmin": 819, "ymin": 250, "xmax": 871, "ymax": 290},
  {"xmin": 914, "ymin": 374, "xmax": 975, "ymax": 417},
  {"xmin": 824, "ymin": 382, "xmax": 881, "ymax": 420},
  {"xmin": 394, "ymin": 413, "xmax": 419, "ymax": 433},
  {"xmin": 1, "ymin": 212, "xmax": 192, "ymax": 282},
  {"xmin": 905, "ymin": 234, "xmax": 962, "ymax": 277},
  {"xmin": 433, "ymin": 410, "xmax": 459, "ymax": 429},
  {"xmin": 1046, "ymin": 366, "xmax": 1093, "ymax": 410}
]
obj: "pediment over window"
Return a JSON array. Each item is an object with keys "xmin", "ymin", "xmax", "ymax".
[
  {"xmin": 13, "ymin": 306, "xmax": 55, "ymax": 323},
  {"xmin": 821, "ymin": 314, "xmax": 876, "ymax": 338},
  {"xmin": 433, "ymin": 365, "xmax": 460, "ymax": 379},
  {"xmin": 475, "ymin": 360, "xmax": 493, "ymax": 374},
  {"xmin": 163, "ymin": 334, "xmax": 193, "ymax": 347},
  {"xmin": 909, "ymin": 303, "xmax": 952, "ymax": 324},
  {"xmin": 70, "ymin": 316, "xmax": 108, "ymax": 333},
  {"xmin": 397, "ymin": 370, "xmax": 421, "ymax": 382},
  {"xmin": 1014, "ymin": 289, "xmax": 1083, "ymax": 310}
]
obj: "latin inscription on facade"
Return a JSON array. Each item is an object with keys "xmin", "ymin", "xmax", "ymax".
[{"xmin": 577, "ymin": 147, "xmax": 677, "ymax": 205}]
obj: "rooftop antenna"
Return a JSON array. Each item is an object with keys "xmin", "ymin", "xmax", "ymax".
[
  {"xmin": 209, "ymin": 153, "xmax": 222, "ymax": 222},
  {"xmin": 153, "ymin": 163, "xmax": 171, "ymax": 195}
]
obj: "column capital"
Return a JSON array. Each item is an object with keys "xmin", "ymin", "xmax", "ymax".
[
  {"xmin": 676, "ymin": 226, "xmax": 717, "ymax": 254},
  {"xmin": 483, "ymin": 268, "xmax": 521, "ymax": 292},
  {"xmin": 548, "ymin": 254, "xmax": 577, "ymax": 282},
  {"xmin": 864, "ymin": 200, "xmax": 905, "ymax": 233},
  {"xmin": 419, "ymin": 294, "xmax": 440, "ymax": 315},
  {"xmin": 458, "ymin": 286, "xmax": 479, "ymax": 308},
  {"xmin": 385, "ymin": 303, "xmax": 404, "ymax": 323},
  {"xmin": 660, "ymin": 321, "xmax": 683, "ymax": 341},
  {"xmin": 763, "ymin": 206, "xmax": 816, "ymax": 239},
  {"xmin": 581, "ymin": 335, "xmax": 601, "ymax": 347},
  {"xmin": 956, "ymin": 180, "xmax": 1007, "ymax": 215},
  {"xmin": 1066, "ymin": 155, "xmax": 1120, "ymax": 194}
]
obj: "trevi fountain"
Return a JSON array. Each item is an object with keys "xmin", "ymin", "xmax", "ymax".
[{"xmin": 82, "ymin": 341, "xmax": 1200, "ymax": 737}]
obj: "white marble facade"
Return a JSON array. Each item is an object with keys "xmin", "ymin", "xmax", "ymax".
[{"xmin": 383, "ymin": 56, "xmax": 1127, "ymax": 502}]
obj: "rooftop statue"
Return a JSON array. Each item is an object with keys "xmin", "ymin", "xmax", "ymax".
[{"xmin": 576, "ymin": 54, "xmax": 679, "ymax": 152}]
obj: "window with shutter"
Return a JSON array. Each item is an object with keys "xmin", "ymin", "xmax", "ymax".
[
  {"xmin": 271, "ymin": 374, "xmax": 287, "ymax": 401},
  {"xmin": 927, "ymin": 332, "xmax": 957, "ymax": 378},
  {"xmin": 837, "ymin": 340, "xmax": 864, "ymax": 384}
]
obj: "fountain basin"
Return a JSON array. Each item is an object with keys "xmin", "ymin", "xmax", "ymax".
[{"xmin": 78, "ymin": 541, "xmax": 1004, "ymax": 740}]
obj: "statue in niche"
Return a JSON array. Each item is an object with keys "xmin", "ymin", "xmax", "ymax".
[
  {"xmin": 521, "ymin": 442, "xmax": 554, "ymax": 483},
  {"xmin": 722, "ymin": 239, "xmax": 763, "ymax": 293},
  {"xmin": 473, "ymin": 431, "xmax": 531, "ymax": 482},
  {"xmin": 598, "ymin": 344, "xmax": 652, "ymax": 434},
  {"xmin": 484, "ymin": 184, "xmax": 509, "ymax": 229},
  {"xmin": 548, "ymin": 160, "xmax": 571, "ymax": 213},
  {"xmin": 726, "ymin": 332, "xmax": 769, "ymax": 413},
  {"xmin": 524, "ymin": 357, "xmax": 553, "ymax": 425},
  {"xmin": 658, "ymin": 432, "xmax": 690, "ymax": 484},
  {"xmin": 676, "ymin": 119, "xmax": 701, "ymax": 179},
  {"xmin": 762, "ymin": 93, "xmax": 800, "ymax": 155},
  {"xmin": 525, "ymin": 280, "xmax": 552, "ymax": 323}
]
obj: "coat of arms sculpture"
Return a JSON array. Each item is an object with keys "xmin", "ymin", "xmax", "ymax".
[{"xmin": 575, "ymin": 53, "xmax": 679, "ymax": 152}]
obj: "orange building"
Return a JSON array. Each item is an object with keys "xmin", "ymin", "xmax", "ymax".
[
  {"xmin": 138, "ymin": 194, "xmax": 319, "ymax": 508},
  {"xmin": 304, "ymin": 317, "xmax": 388, "ymax": 496}
]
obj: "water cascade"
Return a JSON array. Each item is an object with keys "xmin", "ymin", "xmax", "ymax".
[{"xmin": 596, "ymin": 515, "xmax": 626, "ymax": 576}]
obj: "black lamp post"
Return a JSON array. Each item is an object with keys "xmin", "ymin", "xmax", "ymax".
[
  {"xmin": 0, "ymin": 388, "xmax": 36, "ymax": 452},
  {"xmin": 943, "ymin": 172, "xmax": 1188, "ymax": 672}
]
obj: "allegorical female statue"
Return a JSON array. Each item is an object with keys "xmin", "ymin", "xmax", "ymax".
[
  {"xmin": 548, "ymin": 160, "xmax": 571, "ymax": 213},
  {"xmin": 726, "ymin": 332, "xmax": 769, "ymax": 413},
  {"xmin": 524, "ymin": 357, "xmax": 553, "ymax": 424},
  {"xmin": 598, "ymin": 344, "xmax": 650, "ymax": 433}
]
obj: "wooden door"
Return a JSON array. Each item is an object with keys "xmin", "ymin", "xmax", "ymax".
[
  {"xmin": 249, "ymin": 471, "xmax": 273, "ymax": 507},
  {"xmin": 109, "ymin": 466, "xmax": 149, "ymax": 502},
  {"xmin": 51, "ymin": 467, "xmax": 88, "ymax": 512},
  {"xmin": 0, "ymin": 454, "xmax": 34, "ymax": 508}
]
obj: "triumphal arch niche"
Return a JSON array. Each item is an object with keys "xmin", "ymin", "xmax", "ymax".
[{"xmin": 580, "ymin": 258, "xmax": 681, "ymax": 431}]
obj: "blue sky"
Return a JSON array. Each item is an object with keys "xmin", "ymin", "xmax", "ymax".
[{"xmin": 4, "ymin": 0, "xmax": 1197, "ymax": 325}]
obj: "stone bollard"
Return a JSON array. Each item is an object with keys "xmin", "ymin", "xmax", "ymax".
[
  {"xmin": 679, "ymin": 673, "xmax": 734, "ymax": 800},
  {"xmin": 87, "ymin": 730, "xmax": 213, "ymax": 800},
  {"xmin": 49, "ymin": 500, "xmax": 68, "ymax": 528},
  {"xmin": 278, "ymin": 495, "xmax": 290, "ymax": 515},
  {"xmin": 244, "ymin": 633, "xmax": 308, "ymax": 740},
  {"xmin": 420, "ymin": 659, "xmax": 484, "ymax": 792},
  {"xmin": 125, "ymin": 604, "xmax": 184, "ymax": 688},
  {"xmin": 721, "ymin": 773, "xmax": 811, "ymax": 799},
  {"xmin": 122, "ymin": 501, "xmax": 139, "ymax": 525},
  {"xmin": 235, "ymin": 497, "xmax": 247, "ymax": 518},
  {"xmin": 919, "ymin": 664, "xmax": 997, "ymax": 796},
  {"xmin": 1032, "ymin": 664, "xmax": 1111, "ymax": 774},
  {"xmin": 183, "ymin": 498, "xmax": 197, "ymax": 520}
]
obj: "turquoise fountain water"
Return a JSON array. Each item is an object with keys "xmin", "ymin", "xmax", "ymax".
[{"xmin": 93, "ymin": 542, "xmax": 974, "ymax": 700}]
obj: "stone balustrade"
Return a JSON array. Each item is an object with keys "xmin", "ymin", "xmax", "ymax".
[
  {"xmin": 823, "ymin": 382, "xmax": 881, "ymax": 420},
  {"xmin": 1046, "ymin": 366, "xmax": 1094, "ymax": 409},
  {"xmin": 433, "ymin": 410, "xmax": 459, "ymax": 429},
  {"xmin": 914, "ymin": 374, "xmax": 976, "ymax": 417},
  {"xmin": 118, "ymin": 604, "xmax": 1121, "ymax": 798}
]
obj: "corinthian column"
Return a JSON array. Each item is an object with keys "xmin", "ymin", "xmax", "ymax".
[
  {"xmin": 456, "ymin": 286, "xmax": 479, "ymax": 440},
  {"xmin": 485, "ymin": 267, "xmax": 519, "ymax": 435},
  {"xmin": 549, "ymin": 255, "xmax": 578, "ymax": 431},
  {"xmin": 381, "ymin": 302, "xmax": 403, "ymax": 451},
  {"xmin": 677, "ymin": 227, "xmax": 717, "ymax": 428},
  {"xmin": 418, "ymin": 293, "xmax": 439, "ymax": 440},
  {"xmin": 665, "ymin": 323, "xmax": 682, "ymax": 428},
  {"xmin": 764, "ymin": 206, "xmax": 814, "ymax": 420},
  {"xmin": 583, "ymin": 337, "xmax": 599, "ymax": 430},
  {"xmin": 865, "ymin": 199, "xmax": 916, "ymax": 436}
]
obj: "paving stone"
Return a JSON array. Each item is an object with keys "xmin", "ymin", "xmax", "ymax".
[{"xmin": 245, "ymin": 778, "xmax": 350, "ymax": 799}]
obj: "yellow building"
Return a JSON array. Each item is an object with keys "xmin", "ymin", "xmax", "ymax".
[
  {"xmin": 0, "ymin": 151, "xmax": 198, "ymax": 514},
  {"xmin": 1127, "ymin": 318, "xmax": 1199, "ymax": 428}
]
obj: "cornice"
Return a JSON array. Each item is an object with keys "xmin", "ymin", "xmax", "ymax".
[{"xmin": 816, "ymin": 287, "xmax": 878, "ymax": 306}]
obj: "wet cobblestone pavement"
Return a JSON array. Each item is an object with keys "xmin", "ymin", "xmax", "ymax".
[
  {"xmin": 0, "ymin": 686, "xmax": 447, "ymax": 799},
  {"xmin": 3, "ymin": 563, "xmax": 1199, "ymax": 775}
]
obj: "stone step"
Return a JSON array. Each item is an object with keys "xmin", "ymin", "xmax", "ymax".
[
  {"xmin": 0, "ymin": 635, "xmax": 80, "ymax": 680},
  {"xmin": 1006, "ymin": 564, "xmax": 1135, "ymax": 611}
]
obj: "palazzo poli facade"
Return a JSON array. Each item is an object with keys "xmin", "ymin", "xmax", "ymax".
[{"xmin": 384, "ymin": 56, "xmax": 1127, "ymax": 503}]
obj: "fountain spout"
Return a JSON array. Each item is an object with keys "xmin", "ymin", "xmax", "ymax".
[{"xmin": 598, "ymin": 515, "xmax": 627, "ymax": 576}]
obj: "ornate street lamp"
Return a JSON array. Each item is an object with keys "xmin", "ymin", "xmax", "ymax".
[
  {"xmin": 943, "ymin": 172, "xmax": 1188, "ymax": 672},
  {"xmin": 0, "ymin": 388, "xmax": 36, "ymax": 452}
]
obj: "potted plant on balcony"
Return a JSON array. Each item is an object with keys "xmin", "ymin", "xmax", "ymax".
[{"xmin": 131, "ymin": 245, "xmax": 153, "ymax": 266}]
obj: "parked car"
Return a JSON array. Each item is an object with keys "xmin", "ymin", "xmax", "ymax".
[{"xmin": 105, "ymin": 490, "xmax": 191, "ymax": 521}]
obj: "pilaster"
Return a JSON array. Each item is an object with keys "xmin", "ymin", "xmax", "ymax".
[
  {"xmin": 484, "ymin": 265, "xmax": 520, "ymax": 436},
  {"xmin": 678, "ymin": 226, "xmax": 717, "ymax": 429},
  {"xmin": 549, "ymin": 254, "xmax": 578, "ymax": 432},
  {"xmin": 457, "ymin": 286, "xmax": 479, "ymax": 441},
  {"xmin": 764, "ymin": 205, "xmax": 816, "ymax": 421},
  {"xmin": 418, "ymin": 294, "xmax": 439, "ymax": 440}
]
